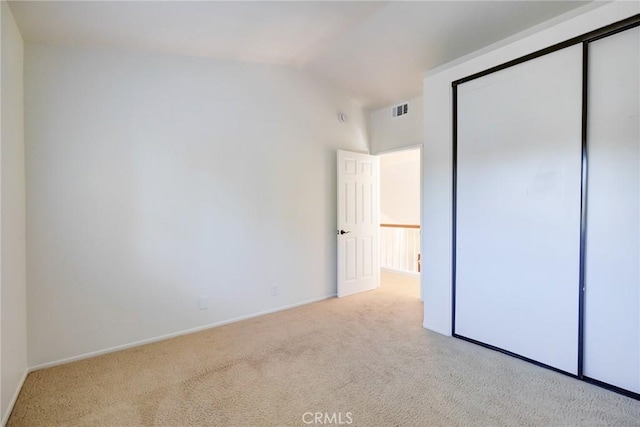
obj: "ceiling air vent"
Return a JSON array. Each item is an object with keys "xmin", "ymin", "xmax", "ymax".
[{"xmin": 392, "ymin": 103, "xmax": 409, "ymax": 118}]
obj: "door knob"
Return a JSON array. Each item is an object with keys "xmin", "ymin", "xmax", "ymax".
[{"xmin": 338, "ymin": 230, "xmax": 351, "ymax": 235}]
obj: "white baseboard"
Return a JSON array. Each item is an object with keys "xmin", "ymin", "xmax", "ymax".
[
  {"xmin": 381, "ymin": 267, "xmax": 420, "ymax": 278},
  {"xmin": 29, "ymin": 294, "xmax": 336, "ymax": 372},
  {"xmin": 2, "ymin": 368, "xmax": 28, "ymax": 427}
]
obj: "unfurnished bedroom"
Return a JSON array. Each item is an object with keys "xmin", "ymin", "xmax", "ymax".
[{"xmin": 1, "ymin": 1, "xmax": 639, "ymax": 426}]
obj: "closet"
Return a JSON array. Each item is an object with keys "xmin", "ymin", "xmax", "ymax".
[
  {"xmin": 452, "ymin": 16, "xmax": 640, "ymax": 397},
  {"xmin": 584, "ymin": 25, "xmax": 640, "ymax": 394}
]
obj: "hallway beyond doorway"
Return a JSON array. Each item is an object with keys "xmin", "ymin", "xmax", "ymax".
[{"xmin": 381, "ymin": 270, "xmax": 419, "ymax": 299}]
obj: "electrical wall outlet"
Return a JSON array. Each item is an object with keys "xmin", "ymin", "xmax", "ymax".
[
  {"xmin": 270, "ymin": 284, "xmax": 279, "ymax": 296},
  {"xmin": 198, "ymin": 295, "xmax": 209, "ymax": 310}
]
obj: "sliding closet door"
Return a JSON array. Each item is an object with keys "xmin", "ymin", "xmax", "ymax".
[
  {"xmin": 455, "ymin": 45, "xmax": 583, "ymax": 374},
  {"xmin": 584, "ymin": 26, "xmax": 640, "ymax": 393}
]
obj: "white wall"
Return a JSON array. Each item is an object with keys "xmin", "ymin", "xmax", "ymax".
[
  {"xmin": 421, "ymin": 1, "xmax": 640, "ymax": 335},
  {"xmin": 380, "ymin": 149, "xmax": 420, "ymax": 225},
  {"xmin": 25, "ymin": 43, "xmax": 368, "ymax": 367},
  {"xmin": 369, "ymin": 95, "xmax": 423, "ymax": 154},
  {"xmin": 1, "ymin": 1, "xmax": 28, "ymax": 423}
]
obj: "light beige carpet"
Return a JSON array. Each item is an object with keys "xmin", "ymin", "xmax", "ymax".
[{"xmin": 8, "ymin": 272, "xmax": 640, "ymax": 426}]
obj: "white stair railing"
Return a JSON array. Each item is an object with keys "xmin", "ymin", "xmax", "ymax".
[{"xmin": 380, "ymin": 224, "xmax": 420, "ymax": 275}]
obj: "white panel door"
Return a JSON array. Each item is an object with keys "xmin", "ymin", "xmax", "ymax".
[
  {"xmin": 337, "ymin": 150, "xmax": 379, "ymax": 297},
  {"xmin": 455, "ymin": 45, "xmax": 583, "ymax": 374},
  {"xmin": 584, "ymin": 26, "xmax": 640, "ymax": 393}
]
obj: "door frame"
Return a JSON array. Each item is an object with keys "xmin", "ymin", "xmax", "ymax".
[{"xmin": 374, "ymin": 144, "xmax": 423, "ymax": 301}]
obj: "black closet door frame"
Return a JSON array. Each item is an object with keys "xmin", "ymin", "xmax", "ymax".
[{"xmin": 451, "ymin": 14, "xmax": 640, "ymax": 400}]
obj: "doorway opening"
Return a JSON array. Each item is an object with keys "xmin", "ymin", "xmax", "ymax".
[{"xmin": 378, "ymin": 147, "xmax": 421, "ymax": 299}]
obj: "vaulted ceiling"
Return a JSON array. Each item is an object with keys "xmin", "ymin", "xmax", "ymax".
[{"xmin": 8, "ymin": 1, "xmax": 591, "ymax": 109}]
